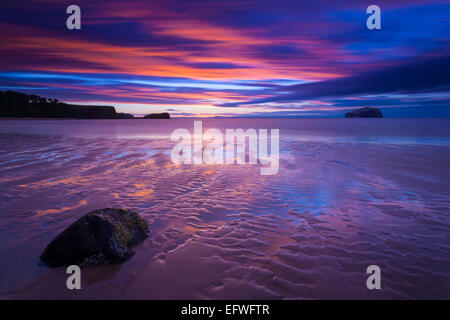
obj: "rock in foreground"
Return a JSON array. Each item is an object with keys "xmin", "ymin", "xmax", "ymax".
[
  {"xmin": 40, "ymin": 208, "xmax": 149, "ymax": 268},
  {"xmin": 345, "ymin": 107, "xmax": 383, "ymax": 118}
]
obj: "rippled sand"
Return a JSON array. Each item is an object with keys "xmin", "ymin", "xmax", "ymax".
[{"xmin": 0, "ymin": 119, "xmax": 449, "ymax": 299}]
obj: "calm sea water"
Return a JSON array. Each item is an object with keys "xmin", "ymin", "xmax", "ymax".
[
  {"xmin": 0, "ymin": 118, "xmax": 449, "ymax": 299},
  {"xmin": 1, "ymin": 118, "xmax": 450, "ymax": 144}
]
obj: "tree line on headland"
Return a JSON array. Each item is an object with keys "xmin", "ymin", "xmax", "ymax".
[{"xmin": 0, "ymin": 91, "xmax": 170, "ymax": 119}]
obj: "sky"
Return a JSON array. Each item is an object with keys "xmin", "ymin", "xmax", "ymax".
[{"xmin": 0, "ymin": 0, "xmax": 449, "ymax": 117}]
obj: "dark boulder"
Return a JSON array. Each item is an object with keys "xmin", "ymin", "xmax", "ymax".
[
  {"xmin": 345, "ymin": 107, "xmax": 383, "ymax": 118},
  {"xmin": 40, "ymin": 208, "xmax": 149, "ymax": 268}
]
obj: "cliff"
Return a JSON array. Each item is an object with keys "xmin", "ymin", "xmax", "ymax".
[{"xmin": 0, "ymin": 91, "xmax": 134, "ymax": 119}]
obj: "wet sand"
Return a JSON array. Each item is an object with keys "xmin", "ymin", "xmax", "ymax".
[{"xmin": 0, "ymin": 119, "xmax": 449, "ymax": 299}]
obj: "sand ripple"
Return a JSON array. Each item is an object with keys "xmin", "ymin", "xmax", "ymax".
[{"xmin": 0, "ymin": 132, "xmax": 449, "ymax": 299}]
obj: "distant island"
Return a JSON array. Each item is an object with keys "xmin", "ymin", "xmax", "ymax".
[
  {"xmin": 0, "ymin": 91, "xmax": 170, "ymax": 119},
  {"xmin": 345, "ymin": 107, "xmax": 383, "ymax": 118},
  {"xmin": 143, "ymin": 112, "xmax": 170, "ymax": 119}
]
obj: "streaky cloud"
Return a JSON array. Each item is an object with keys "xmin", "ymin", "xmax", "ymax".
[{"xmin": 222, "ymin": 54, "xmax": 450, "ymax": 107}]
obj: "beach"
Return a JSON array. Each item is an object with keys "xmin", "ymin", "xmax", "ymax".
[{"xmin": 0, "ymin": 118, "xmax": 449, "ymax": 299}]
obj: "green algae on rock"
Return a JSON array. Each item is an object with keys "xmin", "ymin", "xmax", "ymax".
[{"xmin": 40, "ymin": 208, "xmax": 150, "ymax": 267}]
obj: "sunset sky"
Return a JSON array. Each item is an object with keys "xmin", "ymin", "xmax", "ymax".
[{"xmin": 1, "ymin": 0, "xmax": 449, "ymax": 117}]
